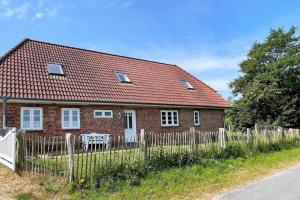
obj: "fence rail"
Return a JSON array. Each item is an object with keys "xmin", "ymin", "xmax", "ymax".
[{"xmin": 15, "ymin": 127, "xmax": 300, "ymax": 181}]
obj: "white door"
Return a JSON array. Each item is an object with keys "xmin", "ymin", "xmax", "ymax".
[{"xmin": 124, "ymin": 110, "xmax": 136, "ymax": 142}]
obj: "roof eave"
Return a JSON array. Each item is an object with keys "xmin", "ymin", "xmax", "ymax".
[{"xmin": 0, "ymin": 97, "xmax": 229, "ymax": 110}]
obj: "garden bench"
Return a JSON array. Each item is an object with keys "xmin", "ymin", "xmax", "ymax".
[{"xmin": 81, "ymin": 133, "xmax": 110, "ymax": 151}]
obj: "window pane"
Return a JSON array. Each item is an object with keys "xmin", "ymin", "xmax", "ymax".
[
  {"xmin": 128, "ymin": 115, "xmax": 132, "ymax": 129},
  {"xmin": 168, "ymin": 112, "xmax": 172, "ymax": 124},
  {"xmin": 64, "ymin": 121, "xmax": 69, "ymax": 128},
  {"xmin": 64, "ymin": 115, "xmax": 69, "ymax": 122},
  {"xmin": 124, "ymin": 115, "xmax": 128, "ymax": 129},
  {"xmin": 23, "ymin": 110, "xmax": 30, "ymax": 116},
  {"xmin": 33, "ymin": 121, "xmax": 40, "ymax": 128},
  {"xmin": 96, "ymin": 112, "xmax": 102, "ymax": 117},
  {"xmin": 64, "ymin": 110, "xmax": 69, "ymax": 116},
  {"xmin": 48, "ymin": 63, "xmax": 64, "ymax": 75},
  {"xmin": 72, "ymin": 120, "xmax": 78, "ymax": 128},
  {"xmin": 72, "ymin": 114, "xmax": 78, "ymax": 122},
  {"xmin": 104, "ymin": 111, "xmax": 111, "ymax": 117},
  {"xmin": 72, "ymin": 110, "xmax": 78, "ymax": 116},
  {"xmin": 23, "ymin": 121, "xmax": 30, "ymax": 129}
]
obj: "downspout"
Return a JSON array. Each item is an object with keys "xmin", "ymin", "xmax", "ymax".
[{"xmin": 2, "ymin": 96, "xmax": 7, "ymax": 129}]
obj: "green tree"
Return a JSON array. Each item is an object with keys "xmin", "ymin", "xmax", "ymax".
[{"xmin": 228, "ymin": 27, "xmax": 300, "ymax": 130}]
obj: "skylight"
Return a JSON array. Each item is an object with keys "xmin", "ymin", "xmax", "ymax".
[
  {"xmin": 116, "ymin": 72, "xmax": 131, "ymax": 83},
  {"xmin": 48, "ymin": 63, "xmax": 64, "ymax": 75},
  {"xmin": 181, "ymin": 80, "xmax": 194, "ymax": 90}
]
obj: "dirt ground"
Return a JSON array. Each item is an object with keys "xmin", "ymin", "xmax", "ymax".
[
  {"xmin": 0, "ymin": 166, "xmax": 42, "ymax": 199},
  {"xmin": 0, "ymin": 165, "xmax": 68, "ymax": 200}
]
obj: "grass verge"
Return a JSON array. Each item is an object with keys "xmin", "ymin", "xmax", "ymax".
[
  {"xmin": 3, "ymin": 147, "xmax": 300, "ymax": 200},
  {"xmin": 69, "ymin": 147, "xmax": 300, "ymax": 200}
]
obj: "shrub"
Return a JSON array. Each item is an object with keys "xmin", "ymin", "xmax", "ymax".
[
  {"xmin": 257, "ymin": 142, "xmax": 269, "ymax": 153},
  {"xmin": 92, "ymin": 164, "xmax": 146, "ymax": 190},
  {"xmin": 222, "ymin": 143, "xmax": 248, "ymax": 159}
]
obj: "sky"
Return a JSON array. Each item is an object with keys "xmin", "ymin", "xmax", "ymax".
[{"xmin": 1, "ymin": 0, "xmax": 300, "ymax": 99}]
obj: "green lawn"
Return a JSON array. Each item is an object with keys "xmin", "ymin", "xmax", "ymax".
[{"xmin": 67, "ymin": 147, "xmax": 300, "ymax": 200}]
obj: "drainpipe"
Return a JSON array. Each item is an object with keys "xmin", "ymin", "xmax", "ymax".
[{"xmin": 2, "ymin": 96, "xmax": 7, "ymax": 129}]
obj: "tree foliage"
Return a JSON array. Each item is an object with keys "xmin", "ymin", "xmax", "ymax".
[{"xmin": 228, "ymin": 27, "xmax": 300, "ymax": 129}]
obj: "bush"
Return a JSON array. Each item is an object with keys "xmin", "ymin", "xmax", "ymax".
[
  {"xmin": 257, "ymin": 142, "xmax": 269, "ymax": 153},
  {"xmin": 222, "ymin": 143, "xmax": 248, "ymax": 159},
  {"xmin": 93, "ymin": 164, "xmax": 146, "ymax": 189},
  {"xmin": 146, "ymin": 151, "xmax": 203, "ymax": 170}
]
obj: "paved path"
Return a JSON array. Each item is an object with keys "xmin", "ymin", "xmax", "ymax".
[{"xmin": 213, "ymin": 164, "xmax": 300, "ymax": 200}]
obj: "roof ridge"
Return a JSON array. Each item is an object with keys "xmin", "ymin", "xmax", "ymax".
[
  {"xmin": 27, "ymin": 38, "xmax": 177, "ymax": 67},
  {"xmin": 0, "ymin": 38, "xmax": 30, "ymax": 65}
]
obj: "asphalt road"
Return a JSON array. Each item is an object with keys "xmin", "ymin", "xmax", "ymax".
[{"xmin": 213, "ymin": 164, "xmax": 300, "ymax": 200}]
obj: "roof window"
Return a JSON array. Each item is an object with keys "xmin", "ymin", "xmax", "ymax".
[
  {"xmin": 48, "ymin": 63, "xmax": 64, "ymax": 75},
  {"xmin": 115, "ymin": 72, "xmax": 131, "ymax": 83},
  {"xmin": 181, "ymin": 80, "xmax": 194, "ymax": 90}
]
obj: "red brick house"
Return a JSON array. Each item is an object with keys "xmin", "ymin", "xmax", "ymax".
[{"xmin": 0, "ymin": 39, "xmax": 229, "ymax": 140}]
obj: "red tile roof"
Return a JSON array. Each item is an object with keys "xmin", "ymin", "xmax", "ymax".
[{"xmin": 0, "ymin": 39, "xmax": 229, "ymax": 108}]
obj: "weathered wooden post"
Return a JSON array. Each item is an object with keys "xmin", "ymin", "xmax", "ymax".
[
  {"xmin": 66, "ymin": 133, "xmax": 75, "ymax": 182},
  {"xmin": 255, "ymin": 124, "xmax": 259, "ymax": 134},
  {"xmin": 246, "ymin": 128, "xmax": 255, "ymax": 148},
  {"xmin": 218, "ymin": 128, "xmax": 226, "ymax": 149},
  {"xmin": 16, "ymin": 129, "xmax": 26, "ymax": 172},
  {"xmin": 189, "ymin": 127, "xmax": 196, "ymax": 152},
  {"xmin": 140, "ymin": 129, "xmax": 148, "ymax": 162}
]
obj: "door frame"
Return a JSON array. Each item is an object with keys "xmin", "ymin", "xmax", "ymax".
[{"xmin": 124, "ymin": 110, "xmax": 137, "ymax": 142}]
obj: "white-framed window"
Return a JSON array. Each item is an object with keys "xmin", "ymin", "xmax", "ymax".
[
  {"xmin": 21, "ymin": 107, "xmax": 43, "ymax": 130},
  {"xmin": 115, "ymin": 72, "xmax": 132, "ymax": 83},
  {"xmin": 161, "ymin": 110, "xmax": 179, "ymax": 126},
  {"xmin": 194, "ymin": 111, "xmax": 200, "ymax": 126},
  {"xmin": 94, "ymin": 110, "xmax": 113, "ymax": 118},
  {"xmin": 61, "ymin": 108, "xmax": 80, "ymax": 129},
  {"xmin": 181, "ymin": 80, "xmax": 194, "ymax": 90},
  {"xmin": 48, "ymin": 63, "xmax": 64, "ymax": 75}
]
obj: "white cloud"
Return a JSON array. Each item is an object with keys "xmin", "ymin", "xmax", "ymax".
[
  {"xmin": 0, "ymin": 2, "xmax": 30, "ymax": 19},
  {"xmin": 177, "ymin": 54, "xmax": 244, "ymax": 72},
  {"xmin": 35, "ymin": 12, "xmax": 44, "ymax": 19},
  {"xmin": 203, "ymin": 79, "xmax": 231, "ymax": 91},
  {"xmin": 0, "ymin": 0, "xmax": 59, "ymax": 20}
]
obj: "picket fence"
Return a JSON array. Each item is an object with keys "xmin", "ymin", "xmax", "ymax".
[
  {"xmin": 0, "ymin": 128, "xmax": 16, "ymax": 171},
  {"xmin": 14, "ymin": 127, "xmax": 300, "ymax": 181}
]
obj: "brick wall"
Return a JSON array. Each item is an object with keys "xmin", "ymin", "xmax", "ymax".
[{"xmin": 1, "ymin": 103, "xmax": 224, "ymax": 135}]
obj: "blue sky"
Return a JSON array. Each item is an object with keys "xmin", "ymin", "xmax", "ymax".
[{"xmin": 1, "ymin": 0, "xmax": 300, "ymax": 99}]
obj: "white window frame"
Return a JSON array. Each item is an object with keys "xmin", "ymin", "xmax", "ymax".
[
  {"xmin": 160, "ymin": 110, "xmax": 179, "ymax": 127},
  {"xmin": 194, "ymin": 111, "xmax": 200, "ymax": 126},
  {"xmin": 61, "ymin": 108, "xmax": 80, "ymax": 129},
  {"xmin": 94, "ymin": 110, "xmax": 113, "ymax": 119},
  {"xmin": 20, "ymin": 107, "xmax": 43, "ymax": 130},
  {"xmin": 47, "ymin": 63, "xmax": 64, "ymax": 75}
]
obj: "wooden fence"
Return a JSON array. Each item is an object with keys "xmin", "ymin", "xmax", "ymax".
[{"xmin": 16, "ymin": 127, "xmax": 300, "ymax": 181}]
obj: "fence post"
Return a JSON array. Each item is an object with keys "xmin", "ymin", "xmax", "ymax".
[
  {"xmin": 16, "ymin": 129, "xmax": 25, "ymax": 172},
  {"xmin": 246, "ymin": 128, "xmax": 254, "ymax": 147},
  {"xmin": 140, "ymin": 129, "xmax": 148, "ymax": 162},
  {"xmin": 255, "ymin": 124, "xmax": 259, "ymax": 134},
  {"xmin": 189, "ymin": 127, "xmax": 196, "ymax": 151},
  {"xmin": 66, "ymin": 133, "xmax": 75, "ymax": 182},
  {"xmin": 218, "ymin": 128, "xmax": 226, "ymax": 149}
]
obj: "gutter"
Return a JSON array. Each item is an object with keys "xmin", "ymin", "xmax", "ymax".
[{"xmin": 0, "ymin": 98, "xmax": 229, "ymax": 110}]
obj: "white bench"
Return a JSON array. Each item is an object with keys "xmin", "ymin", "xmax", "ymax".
[{"xmin": 81, "ymin": 133, "xmax": 110, "ymax": 151}]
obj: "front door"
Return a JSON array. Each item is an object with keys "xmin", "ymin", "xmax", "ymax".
[{"xmin": 124, "ymin": 110, "xmax": 136, "ymax": 142}]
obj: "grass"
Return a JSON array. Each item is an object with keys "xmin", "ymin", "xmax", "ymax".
[
  {"xmin": 16, "ymin": 192, "xmax": 40, "ymax": 200},
  {"xmin": 3, "ymin": 147, "xmax": 300, "ymax": 199},
  {"xmin": 68, "ymin": 147, "xmax": 300, "ymax": 200}
]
